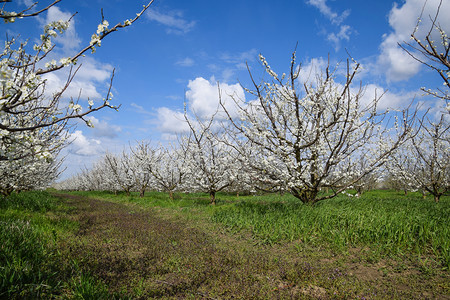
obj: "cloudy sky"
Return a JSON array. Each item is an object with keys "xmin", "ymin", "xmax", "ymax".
[{"xmin": 4, "ymin": 0, "xmax": 449, "ymax": 179}]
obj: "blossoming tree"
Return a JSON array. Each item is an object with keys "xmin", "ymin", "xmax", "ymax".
[
  {"xmin": 103, "ymin": 152, "xmax": 137, "ymax": 196},
  {"xmin": 391, "ymin": 118, "xmax": 449, "ymax": 202},
  {"xmin": 183, "ymin": 110, "xmax": 238, "ymax": 205},
  {"xmin": 131, "ymin": 141, "xmax": 189, "ymax": 199},
  {"xmin": 393, "ymin": 0, "xmax": 450, "ymax": 202},
  {"xmin": 0, "ymin": 0, "xmax": 154, "ymax": 195},
  {"xmin": 221, "ymin": 51, "xmax": 418, "ymax": 204}
]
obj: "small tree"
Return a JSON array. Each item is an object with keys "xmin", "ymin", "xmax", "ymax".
[
  {"xmin": 336, "ymin": 154, "xmax": 383, "ymax": 197},
  {"xmin": 183, "ymin": 110, "xmax": 237, "ymax": 205},
  {"xmin": 129, "ymin": 142, "xmax": 156, "ymax": 198},
  {"xmin": 104, "ymin": 152, "xmax": 135, "ymax": 196},
  {"xmin": 396, "ymin": 0, "xmax": 450, "ymax": 202},
  {"xmin": 386, "ymin": 150, "xmax": 419, "ymax": 195},
  {"xmin": 394, "ymin": 117, "xmax": 449, "ymax": 202},
  {"xmin": 133, "ymin": 141, "xmax": 188, "ymax": 200}
]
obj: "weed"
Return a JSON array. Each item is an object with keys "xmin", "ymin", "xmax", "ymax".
[{"xmin": 70, "ymin": 273, "xmax": 110, "ymax": 300}]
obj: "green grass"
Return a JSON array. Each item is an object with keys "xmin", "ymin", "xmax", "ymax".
[
  {"xmin": 0, "ymin": 190, "xmax": 58, "ymax": 212},
  {"xmin": 0, "ymin": 190, "xmax": 125, "ymax": 299},
  {"xmin": 0, "ymin": 191, "xmax": 64, "ymax": 298},
  {"xmin": 73, "ymin": 189, "xmax": 450, "ymax": 269},
  {"xmin": 52, "ymin": 189, "xmax": 450, "ymax": 298},
  {"xmin": 7, "ymin": 189, "xmax": 447, "ymax": 298},
  {"xmin": 213, "ymin": 191, "xmax": 450, "ymax": 267}
]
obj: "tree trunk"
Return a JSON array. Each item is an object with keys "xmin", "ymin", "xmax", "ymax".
[
  {"xmin": 422, "ymin": 190, "xmax": 426, "ymax": 200},
  {"xmin": 169, "ymin": 190, "xmax": 174, "ymax": 200},
  {"xmin": 210, "ymin": 191, "xmax": 216, "ymax": 205},
  {"xmin": 139, "ymin": 188, "xmax": 145, "ymax": 198},
  {"xmin": 292, "ymin": 188, "xmax": 318, "ymax": 204},
  {"xmin": 434, "ymin": 194, "xmax": 440, "ymax": 203},
  {"xmin": 355, "ymin": 186, "xmax": 362, "ymax": 198}
]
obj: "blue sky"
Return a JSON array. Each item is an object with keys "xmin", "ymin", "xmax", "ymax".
[{"xmin": 3, "ymin": 0, "xmax": 449, "ymax": 179}]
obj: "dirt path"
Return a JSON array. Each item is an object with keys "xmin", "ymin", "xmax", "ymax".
[
  {"xmin": 57, "ymin": 194, "xmax": 307, "ymax": 299},
  {"xmin": 55, "ymin": 193, "xmax": 449, "ymax": 299}
]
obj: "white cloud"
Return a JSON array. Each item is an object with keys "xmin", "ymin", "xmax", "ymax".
[
  {"xmin": 207, "ymin": 64, "xmax": 220, "ymax": 72},
  {"xmin": 20, "ymin": 0, "xmax": 35, "ymax": 7},
  {"xmin": 213, "ymin": 49, "xmax": 258, "ymax": 81},
  {"xmin": 377, "ymin": 0, "xmax": 450, "ymax": 82},
  {"xmin": 306, "ymin": 0, "xmax": 349, "ymax": 25},
  {"xmin": 155, "ymin": 107, "xmax": 190, "ymax": 134},
  {"xmin": 221, "ymin": 68, "xmax": 235, "ymax": 82},
  {"xmin": 85, "ymin": 116, "xmax": 122, "ymax": 139},
  {"xmin": 298, "ymin": 57, "xmax": 329, "ymax": 84},
  {"xmin": 220, "ymin": 49, "xmax": 258, "ymax": 65},
  {"xmin": 175, "ymin": 57, "xmax": 195, "ymax": 67},
  {"xmin": 299, "ymin": 57, "xmax": 417, "ymax": 110},
  {"xmin": 146, "ymin": 8, "xmax": 196, "ymax": 34},
  {"xmin": 307, "ymin": 0, "xmax": 337, "ymax": 20},
  {"xmin": 377, "ymin": 35, "xmax": 421, "ymax": 82},
  {"xmin": 185, "ymin": 77, "xmax": 245, "ymax": 119},
  {"xmin": 75, "ymin": 57, "xmax": 114, "ymax": 83},
  {"xmin": 166, "ymin": 95, "xmax": 182, "ymax": 101},
  {"xmin": 306, "ymin": 0, "xmax": 352, "ymax": 51},
  {"xmin": 327, "ymin": 24, "xmax": 352, "ymax": 51},
  {"xmin": 60, "ymin": 129, "xmax": 127, "ymax": 179},
  {"xmin": 42, "ymin": 57, "xmax": 114, "ymax": 101},
  {"xmin": 153, "ymin": 77, "xmax": 246, "ymax": 137},
  {"xmin": 68, "ymin": 130, "xmax": 103, "ymax": 156},
  {"xmin": 186, "ymin": 77, "xmax": 221, "ymax": 119},
  {"xmin": 130, "ymin": 102, "xmax": 154, "ymax": 116},
  {"xmin": 130, "ymin": 102, "xmax": 144, "ymax": 111},
  {"xmin": 358, "ymin": 84, "xmax": 418, "ymax": 111}
]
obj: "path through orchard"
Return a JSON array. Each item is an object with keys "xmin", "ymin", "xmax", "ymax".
[
  {"xmin": 55, "ymin": 193, "xmax": 449, "ymax": 299},
  {"xmin": 58, "ymin": 193, "xmax": 310, "ymax": 299}
]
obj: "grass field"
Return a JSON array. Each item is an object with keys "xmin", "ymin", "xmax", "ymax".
[
  {"xmin": 72, "ymin": 189, "xmax": 450, "ymax": 268},
  {"xmin": 1, "ymin": 189, "xmax": 449, "ymax": 298},
  {"xmin": 212, "ymin": 191, "xmax": 450, "ymax": 267},
  {"xmin": 0, "ymin": 191, "xmax": 119, "ymax": 299}
]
